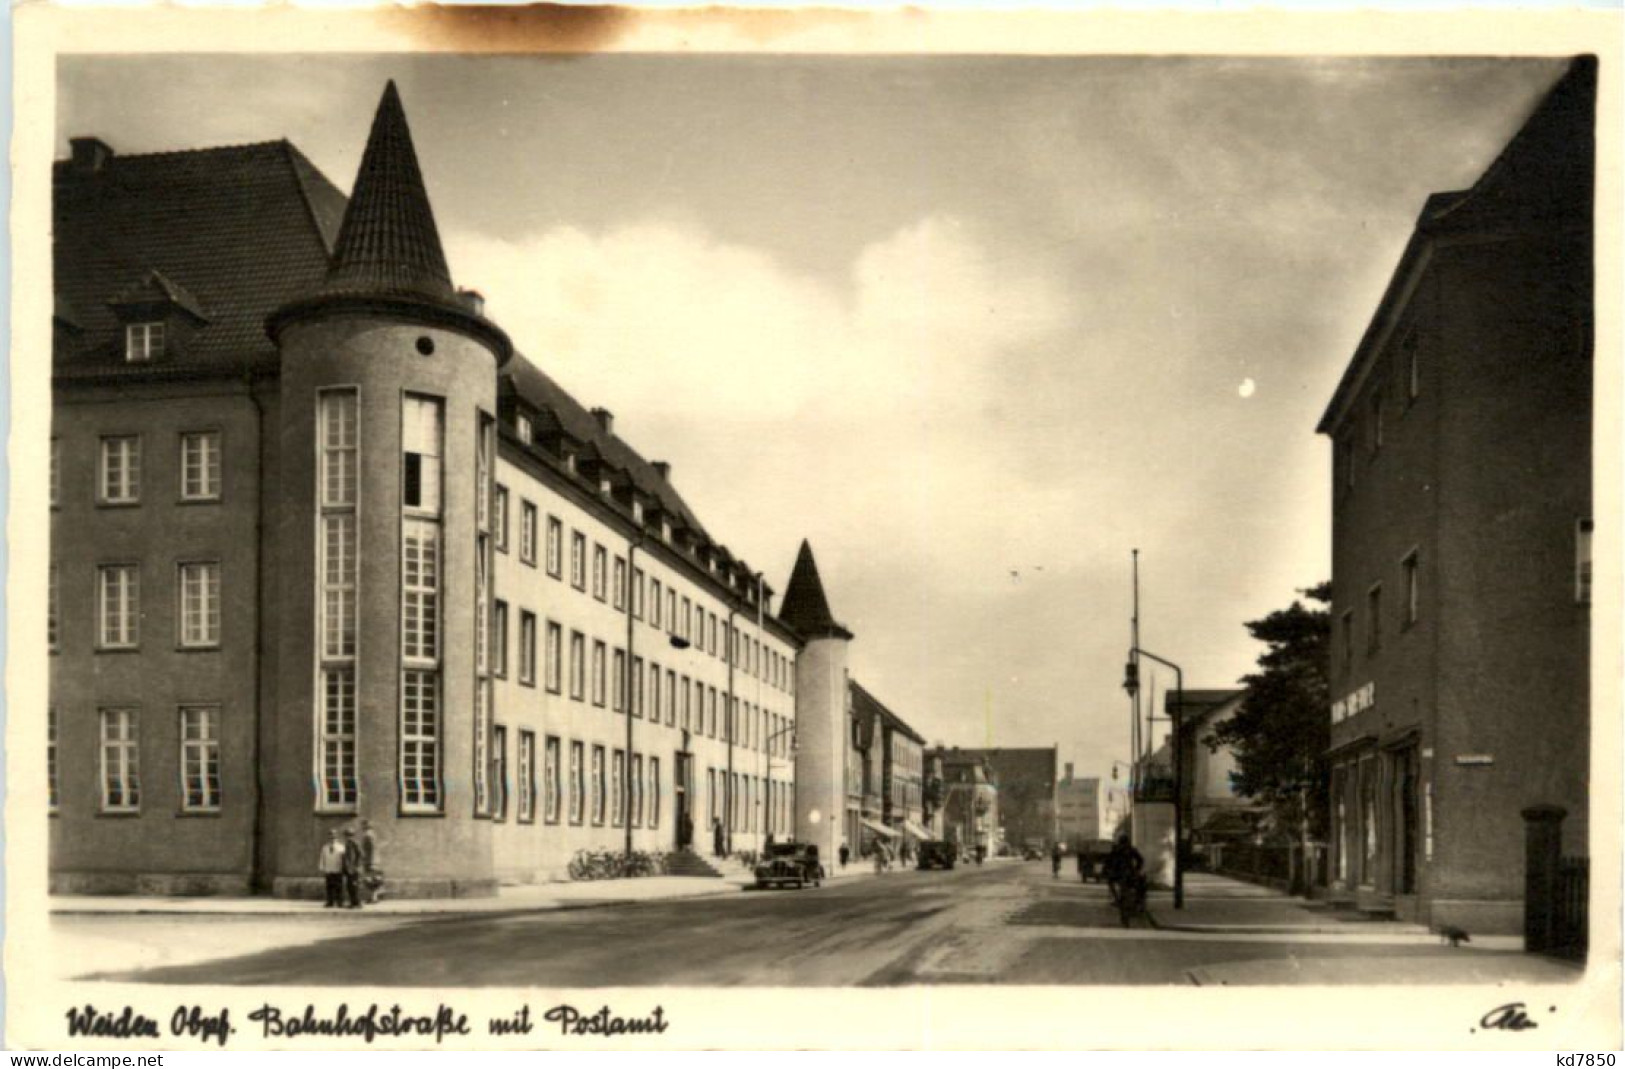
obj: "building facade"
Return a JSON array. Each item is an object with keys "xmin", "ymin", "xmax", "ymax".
[
  {"xmin": 1316, "ymin": 60, "xmax": 1594, "ymax": 932},
  {"xmin": 949, "ymin": 747, "xmax": 1059, "ymax": 851},
  {"xmin": 49, "ymin": 82, "xmax": 809, "ymax": 896},
  {"xmin": 1056, "ymin": 764, "xmax": 1129, "ymax": 847},
  {"xmin": 936, "ymin": 750, "xmax": 998, "ymax": 855}
]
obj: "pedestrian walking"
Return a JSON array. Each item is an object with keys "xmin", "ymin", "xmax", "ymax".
[
  {"xmin": 838, "ymin": 842, "xmax": 850, "ymax": 869},
  {"xmin": 1051, "ymin": 841, "xmax": 1063, "ymax": 878},
  {"xmin": 319, "ymin": 830, "xmax": 347, "ymax": 908},
  {"xmin": 712, "ymin": 818, "xmax": 725, "ymax": 859},
  {"xmin": 341, "ymin": 828, "xmax": 364, "ymax": 909}
]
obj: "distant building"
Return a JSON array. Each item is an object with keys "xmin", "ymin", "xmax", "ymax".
[
  {"xmin": 1166, "ymin": 690, "xmax": 1264, "ymax": 854},
  {"xmin": 1055, "ymin": 764, "xmax": 1128, "ymax": 846},
  {"xmin": 935, "ymin": 750, "xmax": 998, "ymax": 855},
  {"xmin": 1316, "ymin": 59, "xmax": 1593, "ymax": 932},
  {"xmin": 947, "ymin": 747, "xmax": 1058, "ymax": 850}
]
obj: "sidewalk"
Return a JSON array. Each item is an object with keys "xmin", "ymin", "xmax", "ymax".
[
  {"xmin": 1150, "ymin": 872, "xmax": 1517, "ymax": 948},
  {"xmin": 51, "ymin": 861, "xmax": 879, "ymax": 917}
]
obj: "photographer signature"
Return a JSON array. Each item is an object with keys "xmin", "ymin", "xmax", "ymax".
[{"xmin": 1477, "ymin": 1002, "xmax": 1542, "ymax": 1033}]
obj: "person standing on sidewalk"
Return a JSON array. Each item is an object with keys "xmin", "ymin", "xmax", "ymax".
[
  {"xmin": 319, "ymin": 830, "xmax": 347, "ymax": 908},
  {"xmin": 839, "ymin": 842, "xmax": 850, "ymax": 869},
  {"xmin": 341, "ymin": 829, "xmax": 364, "ymax": 909},
  {"xmin": 1051, "ymin": 841, "xmax": 1063, "ymax": 878},
  {"xmin": 712, "ymin": 818, "xmax": 725, "ymax": 859},
  {"xmin": 357, "ymin": 820, "xmax": 382, "ymax": 904}
]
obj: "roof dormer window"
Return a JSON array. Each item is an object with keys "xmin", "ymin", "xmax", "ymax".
[
  {"xmin": 516, "ymin": 414, "xmax": 533, "ymax": 444},
  {"xmin": 125, "ymin": 322, "xmax": 165, "ymax": 362},
  {"xmin": 632, "ymin": 500, "xmax": 644, "ymax": 524}
]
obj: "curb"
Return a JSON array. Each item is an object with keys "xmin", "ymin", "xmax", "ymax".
[{"xmin": 1152, "ymin": 921, "xmax": 1431, "ymax": 936}]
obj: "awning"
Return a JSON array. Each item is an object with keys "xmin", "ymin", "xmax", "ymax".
[
  {"xmin": 859, "ymin": 817, "xmax": 899, "ymax": 838},
  {"xmin": 901, "ymin": 820, "xmax": 932, "ymax": 840}
]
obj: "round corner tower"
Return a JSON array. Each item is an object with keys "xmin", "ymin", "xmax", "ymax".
[
  {"xmin": 265, "ymin": 82, "xmax": 512, "ymax": 898},
  {"xmin": 780, "ymin": 540, "xmax": 855, "ymax": 864}
]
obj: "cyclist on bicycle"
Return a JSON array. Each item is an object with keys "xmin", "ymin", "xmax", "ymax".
[{"xmin": 1102, "ymin": 834, "xmax": 1145, "ymax": 905}]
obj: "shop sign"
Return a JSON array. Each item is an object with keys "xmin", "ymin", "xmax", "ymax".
[{"xmin": 1330, "ymin": 682, "xmax": 1376, "ymax": 724}]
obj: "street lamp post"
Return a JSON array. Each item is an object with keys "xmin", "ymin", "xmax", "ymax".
[{"xmin": 1123, "ymin": 645, "xmax": 1184, "ymax": 909}]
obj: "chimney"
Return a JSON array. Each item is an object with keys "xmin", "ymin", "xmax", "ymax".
[
  {"xmin": 590, "ymin": 407, "xmax": 614, "ymax": 435},
  {"xmin": 651, "ymin": 460, "xmax": 671, "ymax": 481},
  {"xmin": 69, "ymin": 137, "xmax": 113, "ymax": 174},
  {"xmin": 1064, "ymin": 762, "xmax": 1074, "ymax": 782},
  {"xmin": 457, "ymin": 289, "xmax": 485, "ymax": 316}
]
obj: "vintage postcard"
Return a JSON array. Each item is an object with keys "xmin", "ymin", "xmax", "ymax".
[{"xmin": 7, "ymin": 2, "xmax": 1621, "ymax": 1051}]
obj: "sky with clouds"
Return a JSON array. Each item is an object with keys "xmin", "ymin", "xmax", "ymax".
[{"xmin": 58, "ymin": 52, "xmax": 1569, "ymax": 780}]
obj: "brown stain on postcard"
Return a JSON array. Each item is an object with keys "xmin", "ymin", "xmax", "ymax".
[{"xmin": 383, "ymin": 4, "xmax": 867, "ymax": 52}]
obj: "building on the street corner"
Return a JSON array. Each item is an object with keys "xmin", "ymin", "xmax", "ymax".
[
  {"xmin": 936, "ymin": 750, "xmax": 998, "ymax": 856},
  {"xmin": 1315, "ymin": 58, "xmax": 1594, "ymax": 932},
  {"xmin": 948, "ymin": 747, "xmax": 1059, "ymax": 851},
  {"xmin": 1055, "ymin": 764, "xmax": 1128, "ymax": 847},
  {"xmin": 49, "ymin": 82, "xmax": 815, "ymax": 897}
]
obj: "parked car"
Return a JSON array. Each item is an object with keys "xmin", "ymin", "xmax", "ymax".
[
  {"xmin": 916, "ymin": 841, "xmax": 956, "ymax": 870},
  {"xmin": 1077, "ymin": 839, "xmax": 1116, "ymax": 883},
  {"xmin": 754, "ymin": 842, "xmax": 824, "ymax": 890}
]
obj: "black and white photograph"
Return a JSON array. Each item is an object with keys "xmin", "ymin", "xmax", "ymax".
[{"xmin": 7, "ymin": 3, "xmax": 1620, "ymax": 1051}]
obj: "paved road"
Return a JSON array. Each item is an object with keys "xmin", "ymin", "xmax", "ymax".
[{"xmin": 62, "ymin": 861, "xmax": 1533, "ymax": 987}]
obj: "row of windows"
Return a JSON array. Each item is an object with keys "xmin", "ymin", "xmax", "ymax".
[
  {"xmin": 51, "ymin": 561, "xmax": 221, "ymax": 651},
  {"xmin": 1335, "ymin": 329, "xmax": 1421, "ymax": 493},
  {"xmin": 53, "ymin": 432, "xmax": 223, "ymax": 508},
  {"xmin": 50, "ymin": 705, "xmax": 221, "ymax": 814},
  {"xmin": 489, "ymin": 600, "xmax": 794, "ymax": 755},
  {"xmin": 493, "ymin": 485, "xmax": 795, "ymax": 696}
]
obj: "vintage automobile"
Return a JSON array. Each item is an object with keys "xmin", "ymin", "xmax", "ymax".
[
  {"xmin": 754, "ymin": 842, "xmax": 824, "ymax": 890},
  {"xmin": 916, "ymin": 840, "xmax": 956, "ymax": 871}
]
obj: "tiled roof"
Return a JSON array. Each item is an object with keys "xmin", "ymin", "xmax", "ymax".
[
  {"xmin": 851, "ymin": 680, "xmax": 927, "ymax": 745},
  {"xmin": 500, "ymin": 353, "xmax": 715, "ymax": 550},
  {"xmin": 779, "ymin": 540, "xmax": 850, "ymax": 639},
  {"xmin": 320, "ymin": 81, "xmax": 457, "ymax": 305},
  {"xmin": 109, "ymin": 269, "xmax": 209, "ymax": 321},
  {"xmin": 53, "ymin": 139, "xmax": 344, "ymax": 376}
]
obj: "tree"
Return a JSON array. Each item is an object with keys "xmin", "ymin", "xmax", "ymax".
[{"xmin": 1207, "ymin": 582, "xmax": 1332, "ymax": 842}]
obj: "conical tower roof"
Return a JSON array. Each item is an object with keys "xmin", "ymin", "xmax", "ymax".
[
  {"xmin": 323, "ymin": 81, "xmax": 456, "ymax": 303},
  {"xmin": 779, "ymin": 540, "xmax": 852, "ymax": 640}
]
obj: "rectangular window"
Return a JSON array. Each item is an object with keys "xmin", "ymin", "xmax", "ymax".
[
  {"xmin": 1367, "ymin": 584, "xmax": 1383, "ymax": 655},
  {"xmin": 99, "ymin": 435, "xmax": 141, "ymax": 504},
  {"xmin": 546, "ymin": 516, "xmax": 563, "ymax": 578},
  {"xmin": 1368, "ymin": 391, "xmax": 1384, "ymax": 456},
  {"xmin": 593, "ymin": 545, "xmax": 608, "ymax": 601},
  {"xmin": 545, "ymin": 620, "xmax": 563, "ymax": 693},
  {"xmin": 649, "ymin": 756, "xmax": 661, "ymax": 830},
  {"xmin": 682, "ymin": 675, "xmax": 692, "ymax": 731},
  {"xmin": 100, "ymin": 707, "xmax": 140, "ymax": 811},
  {"xmin": 1338, "ymin": 433, "xmax": 1356, "ymax": 492},
  {"xmin": 668, "ymin": 590, "xmax": 677, "ymax": 634},
  {"xmin": 592, "ymin": 640, "xmax": 607, "ymax": 707},
  {"xmin": 682, "ymin": 597, "xmax": 692, "ymax": 640},
  {"xmin": 545, "ymin": 735, "xmax": 562, "ymax": 824},
  {"xmin": 1341, "ymin": 610, "xmax": 1354, "ymax": 675},
  {"xmin": 125, "ymin": 322, "xmax": 164, "ymax": 362},
  {"xmin": 1578, "ymin": 519, "xmax": 1594, "ymax": 605},
  {"xmin": 651, "ymin": 580, "xmax": 663, "ymax": 629},
  {"xmin": 48, "ymin": 706, "xmax": 59, "ymax": 812},
  {"xmin": 572, "ymin": 741, "xmax": 587, "ymax": 825},
  {"xmin": 666, "ymin": 669, "xmax": 677, "ymax": 726},
  {"xmin": 613, "ymin": 648, "xmax": 627, "ymax": 712},
  {"xmin": 402, "ymin": 519, "xmax": 440, "ymax": 663},
  {"xmin": 98, "ymin": 564, "xmax": 140, "ymax": 648},
  {"xmin": 633, "ymin": 656, "xmax": 645, "ymax": 718},
  {"xmin": 401, "ymin": 670, "xmax": 441, "ymax": 811},
  {"xmin": 569, "ymin": 630, "xmax": 586, "ymax": 701},
  {"xmin": 520, "ymin": 502, "xmax": 537, "ymax": 565},
  {"xmin": 401, "ymin": 395, "xmax": 443, "ymax": 513},
  {"xmin": 177, "ymin": 561, "xmax": 221, "ymax": 648},
  {"xmin": 517, "ymin": 731, "xmax": 536, "ymax": 823},
  {"xmin": 611, "ymin": 749, "xmax": 625, "ymax": 826},
  {"xmin": 179, "ymin": 431, "xmax": 222, "ymax": 501},
  {"xmin": 709, "ymin": 615, "xmax": 718, "ymax": 655},
  {"xmin": 708, "ymin": 687, "xmax": 718, "ymax": 738},
  {"xmin": 519, "ymin": 612, "xmax": 537, "ymax": 686},
  {"xmin": 631, "ymin": 752, "xmax": 644, "ymax": 828},
  {"xmin": 571, "ymin": 531, "xmax": 587, "ymax": 590},
  {"xmin": 1402, "ymin": 550, "xmax": 1420, "ymax": 628},
  {"xmin": 632, "ymin": 568, "xmax": 645, "ymax": 619},
  {"xmin": 1403, "ymin": 330, "xmax": 1421, "ymax": 403},
  {"xmin": 614, "ymin": 557, "xmax": 627, "ymax": 610},
  {"xmin": 320, "ymin": 668, "xmax": 357, "ymax": 809},
  {"xmin": 48, "ymin": 564, "xmax": 59, "ymax": 651},
  {"xmin": 179, "ymin": 705, "xmax": 221, "ymax": 812},
  {"xmin": 492, "ymin": 601, "xmax": 509, "ymax": 678},
  {"xmin": 649, "ymin": 663, "xmax": 662, "ymax": 724},
  {"xmin": 320, "ymin": 515, "xmax": 356, "ymax": 659},
  {"xmin": 495, "ymin": 486, "xmax": 510, "ymax": 553},
  {"xmin": 319, "ymin": 390, "xmax": 358, "ymax": 508},
  {"xmin": 492, "ymin": 724, "xmax": 509, "ymax": 821}
]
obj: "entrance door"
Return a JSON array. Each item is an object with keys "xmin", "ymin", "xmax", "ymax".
[
  {"xmin": 1395, "ymin": 747, "xmax": 1419, "ymax": 895},
  {"xmin": 675, "ymin": 752, "xmax": 693, "ymax": 849}
]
